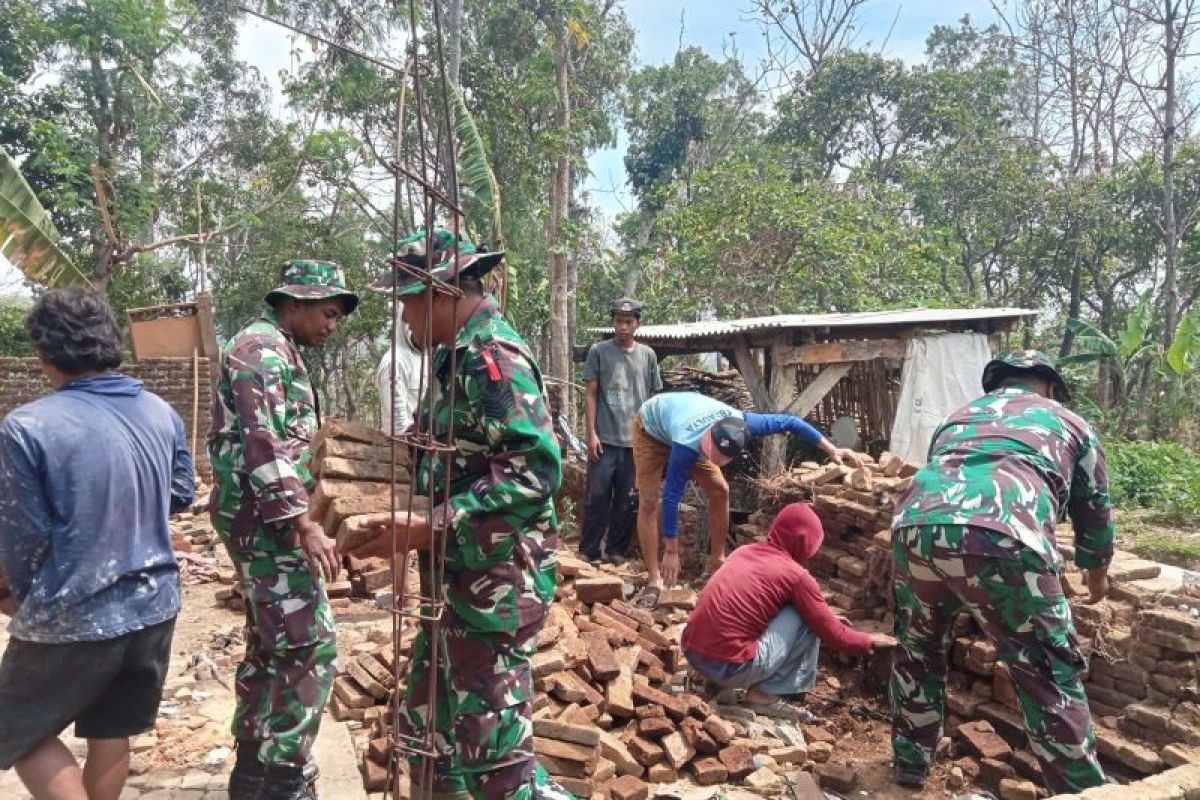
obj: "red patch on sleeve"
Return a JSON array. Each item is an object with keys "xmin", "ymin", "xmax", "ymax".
[{"xmin": 480, "ymin": 348, "xmax": 502, "ymax": 382}]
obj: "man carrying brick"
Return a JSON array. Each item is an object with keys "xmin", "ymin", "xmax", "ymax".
[
  {"xmin": 0, "ymin": 289, "xmax": 194, "ymax": 800},
  {"xmin": 889, "ymin": 351, "xmax": 1114, "ymax": 794},
  {"xmin": 209, "ymin": 260, "xmax": 359, "ymax": 800},
  {"xmin": 581, "ymin": 297, "xmax": 662, "ymax": 566},
  {"xmin": 358, "ymin": 228, "xmax": 571, "ymax": 800},
  {"xmin": 632, "ymin": 390, "xmax": 861, "ymax": 608},
  {"xmin": 683, "ymin": 503, "xmax": 896, "ymax": 718}
]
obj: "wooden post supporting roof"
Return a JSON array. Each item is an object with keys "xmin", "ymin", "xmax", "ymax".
[
  {"xmin": 760, "ymin": 343, "xmax": 800, "ymax": 476},
  {"xmin": 730, "ymin": 337, "xmax": 771, "ymax": 410}
]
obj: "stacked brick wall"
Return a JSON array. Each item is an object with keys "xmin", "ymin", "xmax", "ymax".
[
  {"xmin": 754, "ymin": 456, "xmax": 1200, "ymax": 792},
  {"xmin": 0, "ymin": 357, "xmax": 213, "ymax": 480}
]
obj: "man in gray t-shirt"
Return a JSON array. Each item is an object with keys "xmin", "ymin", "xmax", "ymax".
[{"xmin": 582, "ymin": 297, "xmax": 663, "ymax": 564}]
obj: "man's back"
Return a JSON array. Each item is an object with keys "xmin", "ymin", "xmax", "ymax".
[
  {"xmin": 0, "ymin": 373, "xmax": 193, "ymax": 642},
  {"xmin": 639, "ymin": 391, "xmax": 738, "ymax": 451},
  {"xmin": 893, "ymin": 385, "xmax": 1114, "ymax": 567}
]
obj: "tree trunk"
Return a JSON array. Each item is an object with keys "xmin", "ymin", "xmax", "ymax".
[
  {"xmin": 446, "ymin": 0, "xmax": 463, "ymax": 87},
  {"xmin": 624, "ymin": 213, "xmax": 652, "ymax": 297},
  {"xmin": 1156, "ymin": 0, "xmax": 1182, "ymax": 435},
  {"xmin": 546, "ymin": 17, "xmax": 572, "ymax": 416}
]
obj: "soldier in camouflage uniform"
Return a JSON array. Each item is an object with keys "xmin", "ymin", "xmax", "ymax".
[
  {"xmin": 889, "ymin": 351, "xmax": 1114, "ymax": 794},
  {"xmin": 362, "ymin": 229, "xmax": 571, "ymax": 800},
  {"xmin": 209, "ymin": 260, "xmax": 359, "ymax": 800}
]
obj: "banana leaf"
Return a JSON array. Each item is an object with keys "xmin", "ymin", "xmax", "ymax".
[
  {"xmin": 1065, "ymin": 318, "xmax": 1117, "ymax": 358},
  {"xmin": 0, "ymin": 146, "xmax": 90, "ymax": 287},
  {"xmin": 1165, "ymin": 312, "xmax": 1199, "ymax": 376},
  {"xmin": 448, "ymin": 81, "xmax": 502, "ymax": 244}
]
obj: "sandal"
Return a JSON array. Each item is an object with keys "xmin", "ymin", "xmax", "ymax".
[
  {"xmin": 632, "ymin": 585, "xmax": 661, "ymax": 610},
  {"xmin": 739, "ymin": 698, "xmax": 803, "ymax": 721}
]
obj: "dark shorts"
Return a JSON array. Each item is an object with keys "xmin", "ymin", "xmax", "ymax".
[{"xmin": 0, "ymin": 617, "xmax": 176, "ymax": 769}]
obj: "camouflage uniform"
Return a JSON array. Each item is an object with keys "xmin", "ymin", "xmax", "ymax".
[
  {"xmin": 208, "ymin": 260, "xmax": 358, "ymax": 770},
  {"xmin": 372, "ymin": 231, "xmax": 568, "ymax": 800},
  {"xmin": 889, "ymin": 352, "xmax": 1114, "ymax": 795}
]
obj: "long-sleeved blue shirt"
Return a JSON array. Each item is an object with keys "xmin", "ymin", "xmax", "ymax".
[
  {"xmin": 0, "ymin": 372, "xmax": 194, "ymax": 643},
  {"xmin": 638, "ymin": 392, "xmax": 823, "ymax": 538}
]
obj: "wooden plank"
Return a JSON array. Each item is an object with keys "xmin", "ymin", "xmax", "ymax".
[
  {"xmin": 786, "ymin": 339, "xmax": 906, "ymax": 365},
  {"xmin": 783, "ymin": 362, "xmax": 853, "ymax": 417},
  {"xmin": 730, "ymin": 337, "xmax": 771, "ymax": 411}
]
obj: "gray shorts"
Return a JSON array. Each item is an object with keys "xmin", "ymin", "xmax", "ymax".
[{"xmin": 0, "ymin": 617, "xmax": 176, "ymax": 769}]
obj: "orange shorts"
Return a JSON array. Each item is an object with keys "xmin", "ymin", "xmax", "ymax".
[{"xmin": 632, "ymin": 414, "xmax": 726, "ymax": 499}]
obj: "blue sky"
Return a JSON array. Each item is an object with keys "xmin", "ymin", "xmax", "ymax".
[{"xmin": 584, "ymin": 0, "xmax": 1000, "ymax": 219}]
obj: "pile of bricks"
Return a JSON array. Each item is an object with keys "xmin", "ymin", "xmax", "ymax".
[
  {"xmin": 212, "ymin": 419, "xmax": 425, "ymax": 612},
  {"xmin": 754, "ymin": 453, "xmax": 916, "ymax": 624},
  {"xmin": 760, "ymin": 455, "xmax": 1200, "ymax": 794},
  {"xmin": 333, "ymin": 552, "xmax": 846, "ymax": 797}
]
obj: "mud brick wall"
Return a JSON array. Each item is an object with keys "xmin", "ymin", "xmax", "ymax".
[{"xmin": 0, "ymin": 357, "xmax": 213, "ymax": 480}]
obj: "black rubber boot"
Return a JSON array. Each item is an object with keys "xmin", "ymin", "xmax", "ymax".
[
  {"xmin": 258, "ymin": 763, "xmax": 318, "ymax": 800},
  {"xmin": 228, "ymin": 743, "xmax": 265, "ymax": 800},
  {"xmin": 893, "ymin": 764, "xmax": 927, "ymax": 788}
]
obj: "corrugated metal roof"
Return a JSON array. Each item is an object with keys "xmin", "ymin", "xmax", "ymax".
[{"xmin": 592, "ymin": 307, "xmax": 1037, "ymax": 342}]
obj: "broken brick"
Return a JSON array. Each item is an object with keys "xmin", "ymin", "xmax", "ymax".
[
  {"xmin": 718, "ymin": 744, "xmax": 755, "ymax": 780},
  {"xmin": 607, "ymin": 775, "xmax": 648, "ymax": 800},
  {"xmin": 689, "ymin": 757, "xmax": 728, "ymax": 786}
]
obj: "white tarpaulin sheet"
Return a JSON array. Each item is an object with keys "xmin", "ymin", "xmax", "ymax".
[{"xmin": 890, "ymin": 332, "xmax": 992, "ymax": 464}]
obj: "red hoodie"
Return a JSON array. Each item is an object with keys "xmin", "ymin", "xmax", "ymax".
[{"xmin": 681, "ymin": 503, "xmax": 875, "ymax": 662}]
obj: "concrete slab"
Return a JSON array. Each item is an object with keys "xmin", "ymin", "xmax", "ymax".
[{"xmin": 315, "ymin": 714, "xmax": 367, "ymax": 800}]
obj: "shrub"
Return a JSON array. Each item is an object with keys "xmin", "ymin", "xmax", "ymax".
[{"xmin": 1104, "ymin": 440, "xmax": 1200, "ymax": 519}]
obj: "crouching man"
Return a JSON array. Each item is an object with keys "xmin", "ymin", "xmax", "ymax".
[
  {"xmin": 682, "ymin": 503, "xmax": 895, "ymax": 719},
  {"xmin": 0, "ymin": 289, "xmax": 194, "ymax": 800}
]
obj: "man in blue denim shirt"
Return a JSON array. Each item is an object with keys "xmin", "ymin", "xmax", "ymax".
[{"xmin": 0, "ymin": 289, "xmax": 194, "ymax": 800}]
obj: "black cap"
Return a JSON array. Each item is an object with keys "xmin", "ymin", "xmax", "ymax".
[
  {"xmin": 710, "ymin": 418, "xmax": 748, "ymax": 459},
  {"xmin": 610, "ymin": 297, "xmax": 643, "ymax": 316}
]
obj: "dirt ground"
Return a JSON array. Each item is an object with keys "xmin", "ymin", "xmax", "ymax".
[{"xmin": 1116, "ymin": 508, "xmax": 1200, "ymax": 571}]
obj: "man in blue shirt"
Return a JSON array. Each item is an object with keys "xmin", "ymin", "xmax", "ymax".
[
  {"xmin": 0, "ymin": 289, "xmax": 194, "ymax": 800},
  {"xmin": 632, "ymin": 391, "xmax": 860, "ymax": 607}
]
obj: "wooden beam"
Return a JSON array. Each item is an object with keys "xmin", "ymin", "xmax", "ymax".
[
  {"xmin": 786, "ymin": 339, "xmax": 906, "ymax": 365},
  {"xmin": 731, "ymin": 337, "xmax": 772, "ymax": 410},
  {"xmin": 761, "ymin": 344, "xmax": 801, "ymax": 476},
  {"xmin": 783, "ymin": 363, "xmax": 852, "ymax": 417}
]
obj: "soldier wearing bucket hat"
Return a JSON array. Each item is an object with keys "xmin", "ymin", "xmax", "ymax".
[
  {"xmin": 209, "ymin": 259, "xmax": 358, "ymax": 800},
  {"xmin": 888, "ymin": 350, "xmax": 1114, "ymax": 794},
  {"xmin": 357, "ymin": 228, "xmax": 571, "ymax": 800}
]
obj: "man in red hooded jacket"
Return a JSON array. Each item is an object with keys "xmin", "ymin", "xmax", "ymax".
[{"xmin": 682, "ymin": 503, "xmax": 896, "ymax": 713}]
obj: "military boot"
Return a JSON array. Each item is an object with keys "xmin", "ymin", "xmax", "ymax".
[
  {"xmin": 228, "ymin": 743, "xmax": 265, "ymax": 800},
  {"xmin": 257, "ymin": 763, "xmax": 318, "ymax": 800}
]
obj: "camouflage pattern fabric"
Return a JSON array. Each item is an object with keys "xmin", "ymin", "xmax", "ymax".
[
  {"xmin": 401, "ymin": 295, "xmax": 565, "ymax": 799},
  {"xmin": 208, "ymin": 309, "xmax": 337, "ymax": 767},
  {"xmin": 265, "ymin": 258, "xmax": 359, "ymax": 311},
  {"xmin": 231, "ymin": 548, "xmax": 337, "ymax": 767},
  {"xmin": 370, "ymin": 228, "xmax": 504, "ymax": 297},
  {"xmin": 892, "ymin": 386, "xmax": 1115, "ymax": 570},
  {"xmin": 890, "ymin": 524, "xmax": 1106, "ymax": 794}
]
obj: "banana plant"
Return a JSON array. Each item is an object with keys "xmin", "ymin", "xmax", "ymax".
[
  {"xmin": 1165, "ymin": 309, "xmax": 1200, "ymax": 377},
  {"xmin": 1059, "ymin": 294, "xmax": 1157, "ymax": 428},
  {"xmin": 448, "ymin": 81, "xmax": 502, "ymax": 246},
  {"xmin": 447, "ymin": 80, "xmax": 507, "ymax": 306},
  {"xmin": 1060, "ymin": 292, "xmax": 1156, "ymax": 382},
  {"xmin": 0, "ymin": 146, "xmax": 91, "ymax": 288}
]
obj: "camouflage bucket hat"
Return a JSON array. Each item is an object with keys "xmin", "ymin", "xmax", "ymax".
[
  {"xmin": 982, "ymin": 349, "xmax": 1071, "ymax": 402},
  {"xmin": 368, "ymin": 227, "xmax": 504, "ymax": 297},
  {"xmin": 265, "ymin": 259, "xmax": 360, "ymax": 313}
]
